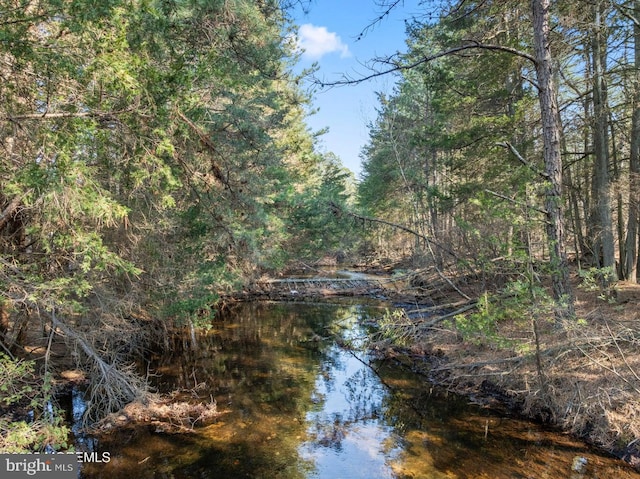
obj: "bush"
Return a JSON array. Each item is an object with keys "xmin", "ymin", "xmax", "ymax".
[{"xmin": 0, "ymin": 354, "xmax": 69, "ymax": 452}]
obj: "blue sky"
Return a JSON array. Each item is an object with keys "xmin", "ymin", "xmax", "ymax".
[{"xmin": 291, "ymin": 1, "xmax": 425, "ymax": 179}]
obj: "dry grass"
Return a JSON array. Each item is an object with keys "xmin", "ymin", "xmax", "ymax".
[
  {"xmin": 93, "ymin": 394, "xmax": 220, "ymax": 434},
  {"xmin": 378, "ymin": 269, "xmax": 640, "ymax": 470}
]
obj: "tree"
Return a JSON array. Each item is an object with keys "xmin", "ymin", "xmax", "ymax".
[
  {"xmin": 589, "ymin": 0, "xmax": 616, "ymax": 281},
  {"xmin": 530, "ymin": 0, "xmax": 574, "ymax": 317},
  {"xmin": 353, "ymin": 0, "xmax": 575, "ymax": 317},
  {"xmin": 0, "ymin": 0, "xmax": 332, "ymax": 427},
  {"xmin": 624, "ymin": 0, "xmax": 640, "ymax": 282}
]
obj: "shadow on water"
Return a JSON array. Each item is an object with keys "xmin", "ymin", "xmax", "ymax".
[{"xmin": 79, "ymin": 300, "xmax": 640, "ymax": 479}]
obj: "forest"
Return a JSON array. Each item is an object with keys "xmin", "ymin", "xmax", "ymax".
[{"xmin": 0, "ymin": 0, "xmax": 639, "ymax": 470}]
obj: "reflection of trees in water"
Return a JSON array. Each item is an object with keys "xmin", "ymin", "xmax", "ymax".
[
  {"xmin": 344, "ymin": 368, "xmax": 385, "ymax": 421},
  {"xmin": 309, "ymin": 415, "xmax": 347, "ymax": 450},
  {"xmin": 86, "ymin": 301, "xmax": 640, "ymax": 479},
  {"xmin": 306, "ymin": 343, "xmax": 389, "ymax": 452}
]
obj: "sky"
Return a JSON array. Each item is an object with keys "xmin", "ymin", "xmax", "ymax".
[{"xmin": 291, "ymin": 0, "xmax": 426, "ymax": 179}]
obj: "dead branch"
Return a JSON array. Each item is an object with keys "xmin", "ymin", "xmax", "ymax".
[
  {"xmin": 572, "ymin": 342, "xmax": 640, "ymax": 395},
  {"xmin": 407, "ymin": 299, "xmax": 477, "ymax": 315},
  {"xmin": 496, "ymin": 141, "xmax": 549, "ymax": 180},
  {"xmin": 2, "ymin": 109, "xmax": 131, "ymax": 123},
  {"xmin": 48, "ymin": 309, "xmax": 151, "ymax": 422},
  {"xmin": 418, "ymin": 301, "xmax": 479, "ymax": 329},
  {"xmin": 432, "ymin": 355, "xmax": 525, "ymax": 372},
  {"xmin": 0, "ymin": 195, "xmax": 21, "ymax": 233},
  {"xmin": 483, "ymin": 188, "xmax": 548, "ymax": 216},
  {"xmin": 603, "ymin": 319, "xmax": 640, "ymax": 384},
  {"xmin": 175, "ymin": 109, "xmax": 229, "ymax": 188},
  {"xmin": 332, "ymin": 203, "xmax": 471, "ymax": 300}
]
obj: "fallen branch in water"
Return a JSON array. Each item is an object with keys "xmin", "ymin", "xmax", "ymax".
[
  {"xmin": 48, "ymin": 309, "xmax": 150, "ymax": 422},
  {"xmin": 92, "ymin": 396, "xmax": 220, "ymax": 433}
]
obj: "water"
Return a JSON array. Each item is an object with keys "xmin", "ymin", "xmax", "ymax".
[{"xmin": 79, "ymin": 301, "xmax": 639, "ymax": 478}]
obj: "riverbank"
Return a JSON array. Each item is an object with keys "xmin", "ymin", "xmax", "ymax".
[{"xmin": 370, "ymin": 266, "xmax": 640, "ymax": 472}]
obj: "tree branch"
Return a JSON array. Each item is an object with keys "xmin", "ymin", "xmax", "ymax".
[
  {"xmin": 483, "ymin": 189, "xmax": 549, "ymax": 216},
  {"xmin": 356, "ymin": 0, "xmax": 404, "ymax": 41},
  {"xmin": 0, "ymin": 194, "xmax": 25, "ymax": 233},
  {"xmin": 331, "ymin": 202, "xmax": 471, "ymax": 299},
  {"xmin": 2, "ymin": 109, "xmax": 131, "ymax": 123},
  {"xmin": 175, "ymin": 110, "xmax": 230, "ymax": 189},
  {"xmin": 318, "ymin": 41, "xmax": 536, "ymax": 87},
  {"xmin": 496, "ymin": 141, "xmax": 549, "ymax": 180}
]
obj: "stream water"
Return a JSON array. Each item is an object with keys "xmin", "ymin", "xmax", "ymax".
[{"xmin": 78, "ymin": 300, "xmax": 639, "ymax": 479}]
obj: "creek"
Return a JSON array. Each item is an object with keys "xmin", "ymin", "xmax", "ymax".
[{"xmin": 78, "ymin": 300, "xmax": 639, "ymax": 478}]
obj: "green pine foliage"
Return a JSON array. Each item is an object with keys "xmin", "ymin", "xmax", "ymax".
[
  {"xmin": 0, "ymin": 354, "xmax": 69, "ymax": 452},
  {"xmin": 0, "ymin": 0, "xmax": 358, "ymax": 441},
  {"xmin": 357, "ymin": 4, "xmax": 545, "ymax": 273}
]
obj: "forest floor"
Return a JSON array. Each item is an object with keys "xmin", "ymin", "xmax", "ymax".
[{"xmin": 369, "ymin": 265, "xmax": 640, "ymax": 471}]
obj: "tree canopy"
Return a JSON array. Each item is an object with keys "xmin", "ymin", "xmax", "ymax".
[
  {"xmin": 357, "ymin": 0, "xmax": 640, "ymax": 313},
  {"xmin": 0, "ymin": 0, "xmax": 352, "ymax": 431}
]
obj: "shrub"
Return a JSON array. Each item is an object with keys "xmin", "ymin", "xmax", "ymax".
[{"xmin": 0, "ymin": 354, "xmax": 69, "ymax": 452}]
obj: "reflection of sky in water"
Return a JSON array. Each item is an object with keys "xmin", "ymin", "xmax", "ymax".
[
  {"xmin": 76, "ymin": 301, "xmax": 640, "ymax": 479},
  {"xmin": 300, "ymin": 308, "xmax": 402, "ymax": 478},
  {"xmin": 72, "ymin": 387, "xmax": 98, "ymax": 452}
]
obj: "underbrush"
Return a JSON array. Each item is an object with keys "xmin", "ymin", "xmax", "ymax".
[
  {"xmin": 374, "ymin": 272, "xmax": 640, "ymax": 469},
  {"xmin": 0, "ymin": 353, "xmax": 70, "ymax": 452}
]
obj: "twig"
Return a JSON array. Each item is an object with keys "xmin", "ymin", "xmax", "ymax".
[
  {"xmin": 603, "ymin": 319, "xmax": 640, "ymax": 383},
  {"xmin": 432, "ymin": 356, "xmax": 525, "ymax": 372},
  {"xmin": 574, "ymin": 343, "xmax": 640, "ymax": 395}
]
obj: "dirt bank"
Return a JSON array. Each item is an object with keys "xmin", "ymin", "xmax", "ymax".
[{"xmin": 370, "ymin": 268, "xmax": 640, "ymax": 472}]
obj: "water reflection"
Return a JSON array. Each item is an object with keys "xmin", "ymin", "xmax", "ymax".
[{"xmin": 80, "ymin": 301, "xmax": 639, "ymax": 479}]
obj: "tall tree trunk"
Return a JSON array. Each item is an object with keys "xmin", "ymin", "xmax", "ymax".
[
  {"xmin": 582, "ymin": 48, "xmax": 594, "ymax": 260},
  {"xmin": 609, "ymin": 117, "xmax": 624, "ymax": 278},
  {"xmin": 625, "ymin": 0, "xmax": 640, "ymax": 282},
  {"xmin": 590, "ymin": 0, "xmax": 616, "ymax": 282},
  {"xmin": 561, "ymin": 120, "xmax": 586, "ymax": 265},
  {"xmin": 531, "ymin": 0, "xmax": 574, "ymax": 319}
]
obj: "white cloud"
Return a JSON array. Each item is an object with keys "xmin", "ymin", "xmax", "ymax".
[{"xmin": 296, "ymin": 24, "xmax": 351, "ymax": 60}]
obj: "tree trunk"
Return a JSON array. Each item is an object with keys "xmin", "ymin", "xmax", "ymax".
[
  {"xmin": 590, "ymin": 0, "xmax": 616, "ymax": 282},
  {"xmin": 0, "ymin": 300, "xmax": 9, "ymax": 347},
  {"xmin": 625, "ymin": 0, "xmax": 640, "ymax": 282},
  {"xmin": 531, "ymin": 0, "xmax": 574, "ymax": 319},
  {"xmin": 610, "ymin": 116, "xmax": 624, "ymax": 278}
]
